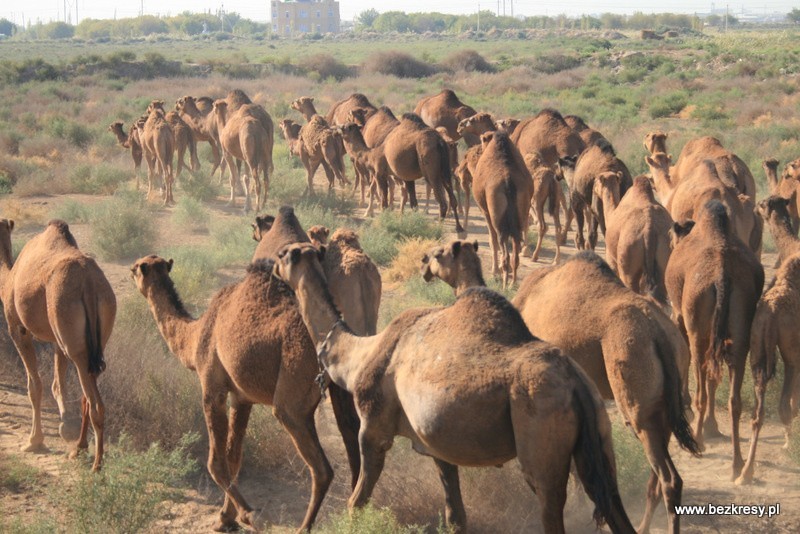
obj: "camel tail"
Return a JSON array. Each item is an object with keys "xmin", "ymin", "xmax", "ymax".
[
  {"xmin": 570, "ymin": 366, "xmax": 635, "ymax": 533},
  {"xmin": 654, "ymin": 330, "xmax": 700, "ymax": 455},
  {"xmin": 706, "ymin": 272, "xmax": 733, "ymax": 382},
  {"xmin": 642, "ymin": 217, "xmax": 667, "ymax": 304},
  {"xmin": 498, "ymin": 176, "xmax": 521, "ymax": 246},
  {"xmin": 82, "ymin": 290, "xmax": 106, "ymax": 375},
  {"xmin": 327, "ymin": 383, "xmax": 361, "ymax": 490}
]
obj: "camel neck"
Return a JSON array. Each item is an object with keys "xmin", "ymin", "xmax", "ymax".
[
  {"xmin": 320, "ymin": 324, "xmax": 366, "ymax": 392},
  {"xmin": 295, "ymin": 276, "xmax": 343, "ymax": 344},
  {"xmin": 300, "ymin": 109, "xmax": 317, "ymax": 122},
  {"xmin": 770, "ymin": 218, "xmax": 799, "ymax": 260},
  {"xmin": 598, "ymin": 187, "xmax": 619, "ymax": 218},
  {"xmin": 145, "ymin": 283, "xmax": 198, "ymax": 370},
  {"xmin": 650, "ymin": 169, "xmax": 674, "ymax": 206},
  {"xmin": 455, "ymin": 269, "xmax": 485, "ymax": 296},
  {"xmin": 765, "ymin": 168, "xmax": 779, "ymax": 194}
]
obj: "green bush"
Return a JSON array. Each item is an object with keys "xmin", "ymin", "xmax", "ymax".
[
  {"xmin": 160, "ymin": 245, "xmax": 220, "ymax": 308},
  {"xmin": 179, "ymin": 170, "xmax": 220, "ymax": 202},
  {"xmin": 68, "ymin": 163, "xmax": 129, "ymax": 194},
  {"xmin": 172, "ymin": 196, "xmax": 209, "ymax": 232},
  {"xmin": 648, "ymin": 91, "xmax": 688, "ymax": 119},
  {"xmin": 53, "ymin": 199, "xmax": 91, "ymax": 223},
  {"xmin": 376, "ymin": 211, "xmax": 444, "ymax": 241},
  {"xmin": 208, "ymin": 217, "xmax": 255, "ymax": 266},
  {"xmin": 318, "ymin": 504, "xmax": 432, "ymax": 534},
  {"xmin": 89, "ymin": 194, "xmax": 157, "ymax": 261},
  {"xmin": 0, "ymin": 452, "xmax": 39, "ymax": 493},
  {"xmin": 610, "ymin": 416, "xmax": 651, "ymax": 496},
  {"xmin": 360, "ymin": 223, "xmax": 398, "ymax": 266},
  {"xmin": 404, "ymin": 276, "xmax": 456, "ymax": 306}
]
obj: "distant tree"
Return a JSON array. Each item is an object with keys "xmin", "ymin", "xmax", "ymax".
[
  {"xmin": 40, "ymin": 21, "xmax": 75, "ymax": 39},
  {"xmin": 356, "ymin": 8, "xmax": 379, "ymax": 29},
  {"xmin": 788, "ymin": 8, "xmax": 800, "ymax": 23},
  {"xmin": 706, "ymin": 14, "xmax": 721, "ymax": 26},
  {"xmin": 600, "ymin": 13, "xmax": 625, "ymax": 29},
  {"xmin": 0, "ymin": 18, "xmax": 16, "ymax": 36},
  {"xmin": 373, "ymin": 11, "xmax": 411, "ymax": 33}
]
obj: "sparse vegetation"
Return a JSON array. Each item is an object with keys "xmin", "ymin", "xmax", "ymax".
[{"xmin": 88, "ymin": 193, "xmax": 158, "ymax": 261}]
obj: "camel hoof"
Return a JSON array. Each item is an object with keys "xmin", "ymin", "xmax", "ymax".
[
  {"xmin": 59, "ymin": 420, "xmax": 81, "ymax": 442},
  {"xmin": 213, "ymin": 519, "xmax": 240, "ymax": 533},
  {"xmin": 704, "ymin": 426, "xmax": 724, "ymax": 439},
  {"xmin": 734, "ymin": 472, "xmax": 753, "ymax": 485},
  {"xmin": 237, "ymin": 511, "xmax": 255, "ymax": 529},
  {"xmin": 22, "ymin": 442, "xmax": 48, "ymax": 454}
]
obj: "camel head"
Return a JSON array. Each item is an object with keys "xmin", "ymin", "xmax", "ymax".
[
  {"xmin": 130, "ymin": 255, "xmax": 174, "ymax": 295},
  {"xmin": 644, "ymin": 152, "xmax": 672, "ymax": 187},
  {"xmin": 291, "ymin": 96, "xmax": 315, "ymax": 114},
  {"xmin": 212, "ymin": 99, "xmax": 229, "ymax": 124},
  {"xmin": 274, "ymin": 243, "xmax": 327, "ymax": 295},
  {"xmin": 556, "ymin": 154, "xmax": 578, "ymax": 182},
  {"xmin": 593, "ymin": 171, "xmax": 622, "ymax": 203},
  {"xmin": 147, "ymin": 100, "xmax": 166, "ymax": 115},
  {"xmin": 757, "ymin": 195, "xmax": 793, "ymax": 225},
  {"xmin": 175, "ymin": 95, "xmax": 198, "ymax": 113},
  {"xmin": 108, "ymin": 121, "xmax": 124, "ymax": 133},
  {"xmin": 786, "ymin": 158, "xmax": 800, "ymax": 181},
  {"xmin": 347, "ymin": 107, "xmax": 370, "ymax": 127},
  {"xmin": 763, "ymin": 158, "xmax": 779, "ymax": 173},
  {"xmin": 338, "ymin": 122, "xmax": 362, "ymax": 143},
  {"xmin": 496, "ymin": 117, "xmax": 520, "ymax": 135},
  {"xmin": 644, "ymin": 131, "xmax": 668, "ymax": 154},
  {"xmin": 307, "ymin": 225, "xmax": 330, "ymax": 247},
  {"xmin": 458, "ymin": 112, "xmax": 496, "ymax": 136},
  {"xmin": 669, "ymin": 220, "xmax": 696, "ymax": 249},
  {"xmin": 278, "ymin": 119, "xmax": 300, "ymax": 140},
  {"xmin": 480, "ymin": 131, "xmax": 495, "ymax": 150},
  {"xmin": 251, "ymin": 215, "xmax": 276, "ymax": 242},
  {"xmin": 421, "ymin": 240, "xmax": 481, "ymax": 292}
]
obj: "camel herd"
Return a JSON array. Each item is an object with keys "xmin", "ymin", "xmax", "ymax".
[{"xmin": 3, "ymin": 87, "xmax": 800, "ymax": 533}]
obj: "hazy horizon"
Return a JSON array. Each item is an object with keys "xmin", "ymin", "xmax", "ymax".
[{"xmin": 3, "ymin": 0, "xmax": 796, "ymax": 27}]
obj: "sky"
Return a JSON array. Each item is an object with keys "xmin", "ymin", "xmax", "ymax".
[{"xmin": 3, "ymin": 0, "xmax": 797, "ymax": 27}]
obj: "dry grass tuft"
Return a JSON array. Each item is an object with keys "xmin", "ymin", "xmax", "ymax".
[{"xmin": 384, "ymin": 237, "xmax": 440, "ymax": 283}]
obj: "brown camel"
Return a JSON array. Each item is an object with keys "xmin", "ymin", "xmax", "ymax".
[
  {"xmin": 307, "ymin": 225, "xmax": 329, "ymax": 247},
  {"xmin": 594, "ymin": 174, "xmax": 673, "ymax": 304},
  {"xmin": 511, "ymin": 252, "xmax": 698, "ymax": 533},
  {"xmin": 109, "ymin": 120, "xmax": 144, "ymax": 188},
  {"xmin": 0, "ymin": 220, "xmax": 116, "ymax": 472},
  {"xmin": 764, "ymin": 158, "xmax": 800, "ymax": 234},
  {"xmin": 413, "ymin": 89, "xmax": 479, "ymax": 145},
  {"xmin": 381, "ymin": 114, "xmax": 464, "ymax": 233},
  {"xmin": 131, "ymin": 255, "xmax": 360, "ymax": 532},
  {"xmin": 523, "ymin": 153, "xmax": 564, "ymax": 264},
  {"xmin": 326, "ymin": 93, "xmax": 377, "ymax": 125},
  {"xmin": 421, "ymin": 240, "xmax": 484, "ymax": 296},
  {"xmin": 354, "ymin": 105, "xmax": 400, "ymax": 148},
  {"xmin": 278, "ymin": 118, "xmax": 305, "ymax": 158},
  {"xmin": 274, "ymin": 242, "xmax": 635, "ymax": 534},
  {"xmin": 662, "ymin": 136, "xmax": 756, "ymax": 198},
  {"xmin": 739, "ymin": 251, "xmax": 800, "ymax": 485},
  {"xmin": 473, "ymin": 131, "xmax": 533, "ymax": 287},
  {"xmin": 213, "ymin": 100, "xmax": 271, "ymax": 212},
  {"xmin": 495, "ymin": 117, "xmax": 520, "ymax": 135},
  {"xmin": 175, "ymin": 95, "xmax": 224, "ymax": 177},
  {"xmin": 665, "ymin": 199, "xmax": 764, "ymax": 480},
  {"xmin": 164, "ymin": 111, "xmax": 200, "ymax": 176},
  {"xmin": 646, "ymin": 153, "xmax": 763, "ymax": 257},
  {"xmin": 510, "ymin": 108, "xmax": 585, "ymax": 169},
  {"xmin": 562, "ymin": 139, "xmax": 633, "ymax": 251},
  {"xmin": 346, "ymin": 106, "xmax": 376, "ymax": 128},
  {"xmin": 338, "ymin": 122, "xmax": 392, "ymax": 216},
  {"xmin": 757, "ymin": 195, "xmax": 800, "ymax": 264},
  {"xmin": 141, "ymin": 106, "xmax": 175, "ymax": 204},
  {"xmin": 564, "ymin": 114, "xmax": 607, "ymax": 147},
  {"xmin": 643, "ymin": 131, "xmax": 668, "ymax": 155},
  {"xmin": 456, "ymin": 112, "xmax": 497, "ymax": 139},
  {"xmin": 290, "ymin": 96, "xmax": 348, "ymax": 194}
]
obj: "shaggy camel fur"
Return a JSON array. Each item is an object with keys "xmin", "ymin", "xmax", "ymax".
[
  {"xmin": 665, "ymin": 136, "xmax": 757, "ymax": 198},
  {"xmin": 739, "ymin": 252, "xmax": 800, "ymax": 484},
  {"xmin": 562, "ymin": 140, "xmax": 633, "ymax": 251},
  {"xmin": 523, "ymin": 153, "xmax": 564, "ymax": 264},
  {"xmin": 109, "ymin": 121, "xmax": 144, "ymax": 188},
  {"xmin": 131, "ymin": 255, "xmax": 359, "ymax": 532},
  {"xmin": 382, "ymin": 114, "xmax": 464, "ymax": 233},
  {"xmin": 175, "ymin": 95, "xmax": 224, "ymax": 177},
  {"xmin": 274, "ymin": 242, "xmax": 635, "ymax": 534},
  {"xmin": 665, "ymin": 200, "xmax": 764, "ymax": 480},
  {"xmin": 338, "ymin": 123, "xmax": 392, "ymax": 216},
  {"xmin": 307, "ymin": 225, "xmax": 329, "ymax": 247},
  {"xmin": 757, "ymin": 196, "xmax": 800, "ymax": 265},
  {"xmin": 510, "ymin": 108, "xmax": 585, "ymax": 169},
  {"xmin": 213, "ymin": 100, "xmax": 271, "ymax": 212},
  {"xmin": 326, "ymin": 93, "xmax": 377, "ymax": 125},
  {"xmin": 564, "ymin": 115, "xmax": 606, "ymax": 147},
  {"xmin": 291, "ymin": 96, "xmax": 348, "ymax": 194},
  {"xmin": 421, "ymin": 240, "xmax": 484, "ymax": 296},
  {"xmin": 473, "ymin": 131, "xmax": 533, "ymax": 287},
  {"xmin": 594, "ymin": 174, "xmax": 673, "ymax": 304},
  {"xmin": 413, "ymin": 89, "xmax": 479, "ymax": 145},
  {"xmin": 142, "ymin": 106, "xmax": 175, "ymax": 204},
  {"xmin": 647, "ymin": 153, "xmax": 763, "ymax": 257},
  {"xmin": 764, "ymin": 158, "xmax": 800, "ymax": 234},
  {"xmin": 0, "ymin": 220, "xmax": 116, "ymax": 472},
  {"xmin": 643, "ymin": 131, "xmax": 668, "ymax": 155},
  {"xmin": 510, "ymin": 252, "xmax": 698, "ymax": 533}
]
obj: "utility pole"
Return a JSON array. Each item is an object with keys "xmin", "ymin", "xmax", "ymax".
[
  {"xmin": 75, "ymin": 0, "xmax": 78, "ymax": 25},
  {"xmin": 63, "ymin": 0, "xmax": 66, "ymax": 23},
  {"xmin": 477, "ymin": 3, "xmax": 480, "ymax": 32},
  {"xmin": 141, "ymin": 0, "xmax": 144, "ymax": 17},
  {"xmin": 511, "ymin": 0, "xmax": 514, "ymax": 17},
  {"xmin": 725, "ymin": 4, "xmax": 729, "ymax": 32}
]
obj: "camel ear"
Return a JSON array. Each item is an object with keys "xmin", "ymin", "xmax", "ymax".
[
  {"xmin": 451, "ymin": 241, "xmax": 462, "ymax": 257},
  {"xmin": 616, "ymin": 171, "xmax": 623, "ymax": 180},
  {"xmin": 138, "ymin": 263, "xmax": 149, "ymax": 276},
  {"xmin": 472, "ymin": 240, "xmax": 479, "ymax": 251},
  {"xmin": 167, "ymin": 259, "xmax": 174, "ymax": 272},
  {"xmin": 7, "ymin": 219, "xmax": 13, "ymax": 231},
  {"xmin": 645, "ymin": 155, "xmax": 655, "ymax": 167},
  {"xmin": 317, "ymin": 246, "xmax": 326, "ymax": 262},
  {"xmin": 421, "ymin": 253, "xmax": 430, "ymax": 265},
  {"xmin": 322, "ymin": 227, "xmax": 330, "ymax": 238}
]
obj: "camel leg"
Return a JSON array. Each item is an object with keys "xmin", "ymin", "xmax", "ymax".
[
  {"xmin": 72, "ymin": 365, "xmax": 105, "ymax": 471},
  {"xmin": 320, "ymin": 160, "xmax": 335, "ymax": 191},
  {"xmin": 780, "ymin": 363, "xmax": 797, "ymax": 448},
  {"xmin": 365, "ymin": 178, "xmax": 377, "ymax": 218},
  {"xmin": 511, "ymin": 236, "xmax": 521, "ymax": 286},
  {"xmin": 10, "ymin": 328, "xmax": 47, "ymax": 452},
  {"xmin": 407, "ymin": 182, "xmax": 418, "ymax": 211},
  {"xmin": 218, "ymin": 399, "xmax": 253, "ymax": 531},
  {"xmin": 533, "ymin": 211, "xmax": 546, "ymax": 263},
  {"xmin": 328, "ymin": 384, "xmax": 361, "ymax": 489},
  {"xmin": 637, "ymin": 426, "xmax": 682, "ymax": 534},
  {"xmin": 463, "ymin": 182, "xmax": 471, "ymax": 233},
  {"xmin": 73, "ymin": 395, "xmax": 89, "ymax": 455},
  {"xmin": 703, "ymin": 373, "xmax": 722, "ymax": 438},
  {"xmin": 240, "ymin": 163, "xmax": 254, "ymax": 214},
  {"xmin": 487, "ymin": 223, "xmax": 500, "ymax": 278},
  {"xmin": 572, "ymin": 195, "xmax": 586, "ymax": 250},
  {"xmin": 433, "ymin": 459, "xmax": 466, "ymax": 533},
  {"xmin": 445, "ymin": 182, "xmax": 464, "ymax": 235},
  {"xmin": 737, "ymin": 370, "xmax": 767, "ymax": 485},
  {"xmin": 176, "ymin": 145, "xmax": 186, "ymax": 178},
  {"xmin": 689, "ymin": 332, "xmax": 708, "ymax": 452},
  {"xmin": 201, "ymin": 385, "xmax": 254, "ymax": 531},
  {"xmin": 52, "ymin": 348, "xmax": 81, "ymax": 442},
  {"xmin": 225, "ymin": 154, "xmax": 240, "ymax": 207},
  {"xmin": 348, "ymin": 425, "xmax": 391, "ymax": 511},
  {"xmin": 728, "ymin": 361, "xmax": 746, "ymax": 479},
  {"xmin": 304, "ymin": 154, "xmax": 320, "ymax": 197}
]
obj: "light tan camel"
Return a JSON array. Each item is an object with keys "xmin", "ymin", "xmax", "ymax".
[
  {"xmin": 278, "ymin": 118, "xmax": 305, "ymax": 158},
  {"xmin": 141, "ymin": 106, "xmax": 175, "ymax": 204},
  {"xmin": 326, "ymin": 93, "xmax": 377, "ymax": 125},
  {"xmin": 509, "ymin": 251, "xmax": 699, "ymax": 533},
  {"xmin": 291, "ymin": 96, "xmax": 348, "ymax": 193},
  {"xmin": 413, "ymin": 89, "xmax": 479, "ymax": 145},
  {"xmin": 274, "ymin": 242, "xmax": 635, "ymax": 534},
  {"xmin": 175, "ymin": 95, "xmax": 224, "ymax": 177},
  {"xmin": 420, "ymin": 240, "xmax": 484, "ymax": 296},
  {"xmin": 131, "ymin": 254, "xmax": 360, "ymax": 532},
  {"xmin": 523, "ymin": 153, "xmax": 564, "ymax": 264},
  {"xmin": 495, "ymin": 117, "xmax": 520, "ymax": 135},
  {"xmin": 757, "ymin": 195, "xmax": 800, "ymax": 265},
  {"xmin": 665, "ymin": 199, "xmax": 764, "ymax": 480},
  {"xmin": 510, "ymin": 109, "xmax": 585, "ymax": 169},
  {"xmin": 0, "ymin": 220, "xmax": 116, "ymax": 471},
  {"xmin": 473, "ymin": 131, "xmax": 533, "ymax": 287},
  {"xmin": 338, "ymin": 123, "xmax": 392, "ymax": 216},
  {"xmin": 382, "ymin": 114, "xmax": 464, "ymax": 233},
  {"xmin": 164, "ymin": 111, "xmax": 200, "ymax": 176},
  {"xmin": 594, "ymin": 174, "xmax": 673, "ymax": 304},
  {"xmin": 646, "ymin": 153, "xmax": 763, "ymax": 257},
  {"xmin": 109, "ymin": 120, "xmax": 144, "ymax": 189},
  {"xmin": 564, "ymin": 114, "xmax": 607, "ymax": 147},
  {"xmin": 739, "ymin": 249, "xmax": 800, "ymax": 485},
  {"xmin": 764, "ymin": 158, "xmax": 800, "ymax": 234},
  {"xmin": 456, "ymin": 112, "xmax": 497, "ymax": 139},
  {"xmin": 643, "ymin": 131, "xmax": 668, "ymax": 155},
  {"xmin": 213, "ymin": 100, "xmax": 271, "ymax": 212}
]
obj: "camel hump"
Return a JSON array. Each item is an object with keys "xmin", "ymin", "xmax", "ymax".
[
  {"xmin": 440, "ymin": 89, "xmax": 459, "ymax": 104},
  {"xmin": 699, "ymin": 199, "xmax": 731, "ymax": 236},
  {"xmin": 564, "ymin": 251, "xmax": 624, "ymax": 285},
  {"xmin": 350, "ymin": 93, "xmax": 372, "ymax": 106},
  {"xmin": 595, "ymin": 138, "xmax": 616, "ymax": 156},
  {"xmin": 46, "ymin": 219, "xmax": 79, "ymax": 248},
  {"xmin": 401, "ymin": 113, "xmax": 427, "ymax": 126},
  {"xmin": 537, "ymin": 108, "xmax": 566, "ymax": 123},
  {"xmin": 455, "ymin": 287, "xmax": 534, "ymax": 343}
]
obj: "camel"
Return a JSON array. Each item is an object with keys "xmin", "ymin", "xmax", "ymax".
[
  {"xmin": 381, "ymin": 114, "xmax": 464, "ymax": 234},
  {"xmin": 757, "ymin": 195, "xmax": 800, "ymax": 265},
  {"xmin": 273, "ymin": 242, "xmax": 635, "ymax": 534},
  {"xmin": 508, "ymin": 252, "xmax": 699, "ymax": 533},
  {"xmin": 0, "ymin": 220, "xmax": 116, "ymax": 472},
  {"xmin": 523, "ymin": 153, "xmax": 564, "ymax": 264},
  {"xmin": 175, "ymin": 95, "xmax": 224, "ymax": 177},
  {"xmin": 164, "ymin": 111, "xmax": 200, "ymax": 177},
  {"xmin": 495, "ymin": 117, "xmax": 520, "ymax": 135},
  {"xmin": 562, "ymin": 140, "xmax": 633, "ymax": 251},
  {"xmin": 594, "ymin": 174, "xmax": 673, "ymax": 304},
  {"xmin": 453, "ymin": 145, "xmax": 482, "ymax": 232},
  {"xmin": 764, "ymin": 158, "xmax": 800, "ymax": 234},
  {"xmin": 509, "ymin": 109, "xmax": 585, "ymax": 169},
  {"xmin": 421, "ymin": 240, "xmax": 484, "ymax": 296},
  {"xmin": 456, "ymin": 112, "xmax": 497, "ymax": 139},
  {"xmin": 326, "ymin": 93, "xmax": 377, "ymax": 125},
  {"xmin": 354, "ymin": 105, "xmax": 400, "ymax": 148},
  {"xmin": 131, "ymin": 254, "xmax": 360, "ymax": 532},
  {"xmin": 413, "ymin": 89, "xmax": 479, "ymax": 145},
  {"xmin": 473, "ymin": 131, "xmax": 533, "ymax": 287},
  {"xmin": 141, "ymin": 106, "xmax": 175, "ymax": 204},
  {"xmin": 564, "ymin": 115, "xmax": 607, "ymax": 147},
  {"xmin": 278, "ymin": 118, "xmax": 305, "ymax": 158},
  {"xmin": 213, "ymin": 100, "xmax": 271, "ymax": 212},
  {"xmin": 665, "ymin": 199, "xmax": 764, "ymax": 480},
  {"xmin": 250, "ymin": 213, "xmax": 274, "ymax": 243},
  {"xmin": 109, "ymin": 120, "xmax": 144, "ymax": 189},
  {"xmin": 307, "ymin": 225, "xmax": 329, "ymax": 247},
  {"xmin": 643, "ymin": 131, "xmax": 668, "ymax": 155},
  {"xmin": 290, "ymin": 96, "xmax": 348, "ymax": 194},
  {"xmin": 338, "ymin": 122, "xmax": 392, "ymax": 216},
  {"xmin": 739, "ymin": 251, "xmax": 800, "ymax": 484}
]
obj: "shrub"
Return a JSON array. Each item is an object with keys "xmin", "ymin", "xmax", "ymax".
[
  {"xmin": 53, "ymin": 199, "xmax": 91, "ymax": 223},
  {"xmin": 89, "ymin": 194, "xmax": 157, "ymax": 261},
  {"xmin": 385, "ymin": 237, "xmax": 440, "ymax": 282},
  {"xmin": 208, "ymin": 217, "xmax": 255, "ymax": 266},
  {"xmin": 160, "ymin": 245, "xmax": 220, "ymax": 307},
  {"xmin": 318, "ymin": 504, "xmax": 430, "ymax": 534},
  {"xmin": 68, "ymin": 163, "xmax": 129, "ymax": 194},
  {"xmin": 404, "ymin": 276, "xmax": 456, "ymax": 306},
  {"xmin": 376, "ymin": 211, "xmax": 444, "ymax": 241},
  {"xmin": 298, "ymin": 54, "xmax": 352, "ymax": 81},
  {"xmin": 441, "ymin": 50, "xmax": 494, "ymax": 73},
  {"xmin": 172, "ymin": 196, "xmax": 209, "ymax": 232},
  {"xmin": 360, "ymin": 223, "xmax": 397, "ymax": 266},
  {"xmin": 649, "ymin": 91, "xmax": 688, "ymax": 119},
  {"xmin": 179, "ymin": 170, "xmax": 220, "ymax": 202},
  {"xmin": 531, "ymin": 53, "xmax": 580, "ymax": 74},
  {"xmin": 363, "ymin": 51, "xmax": 437, "ymax": 79}
]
